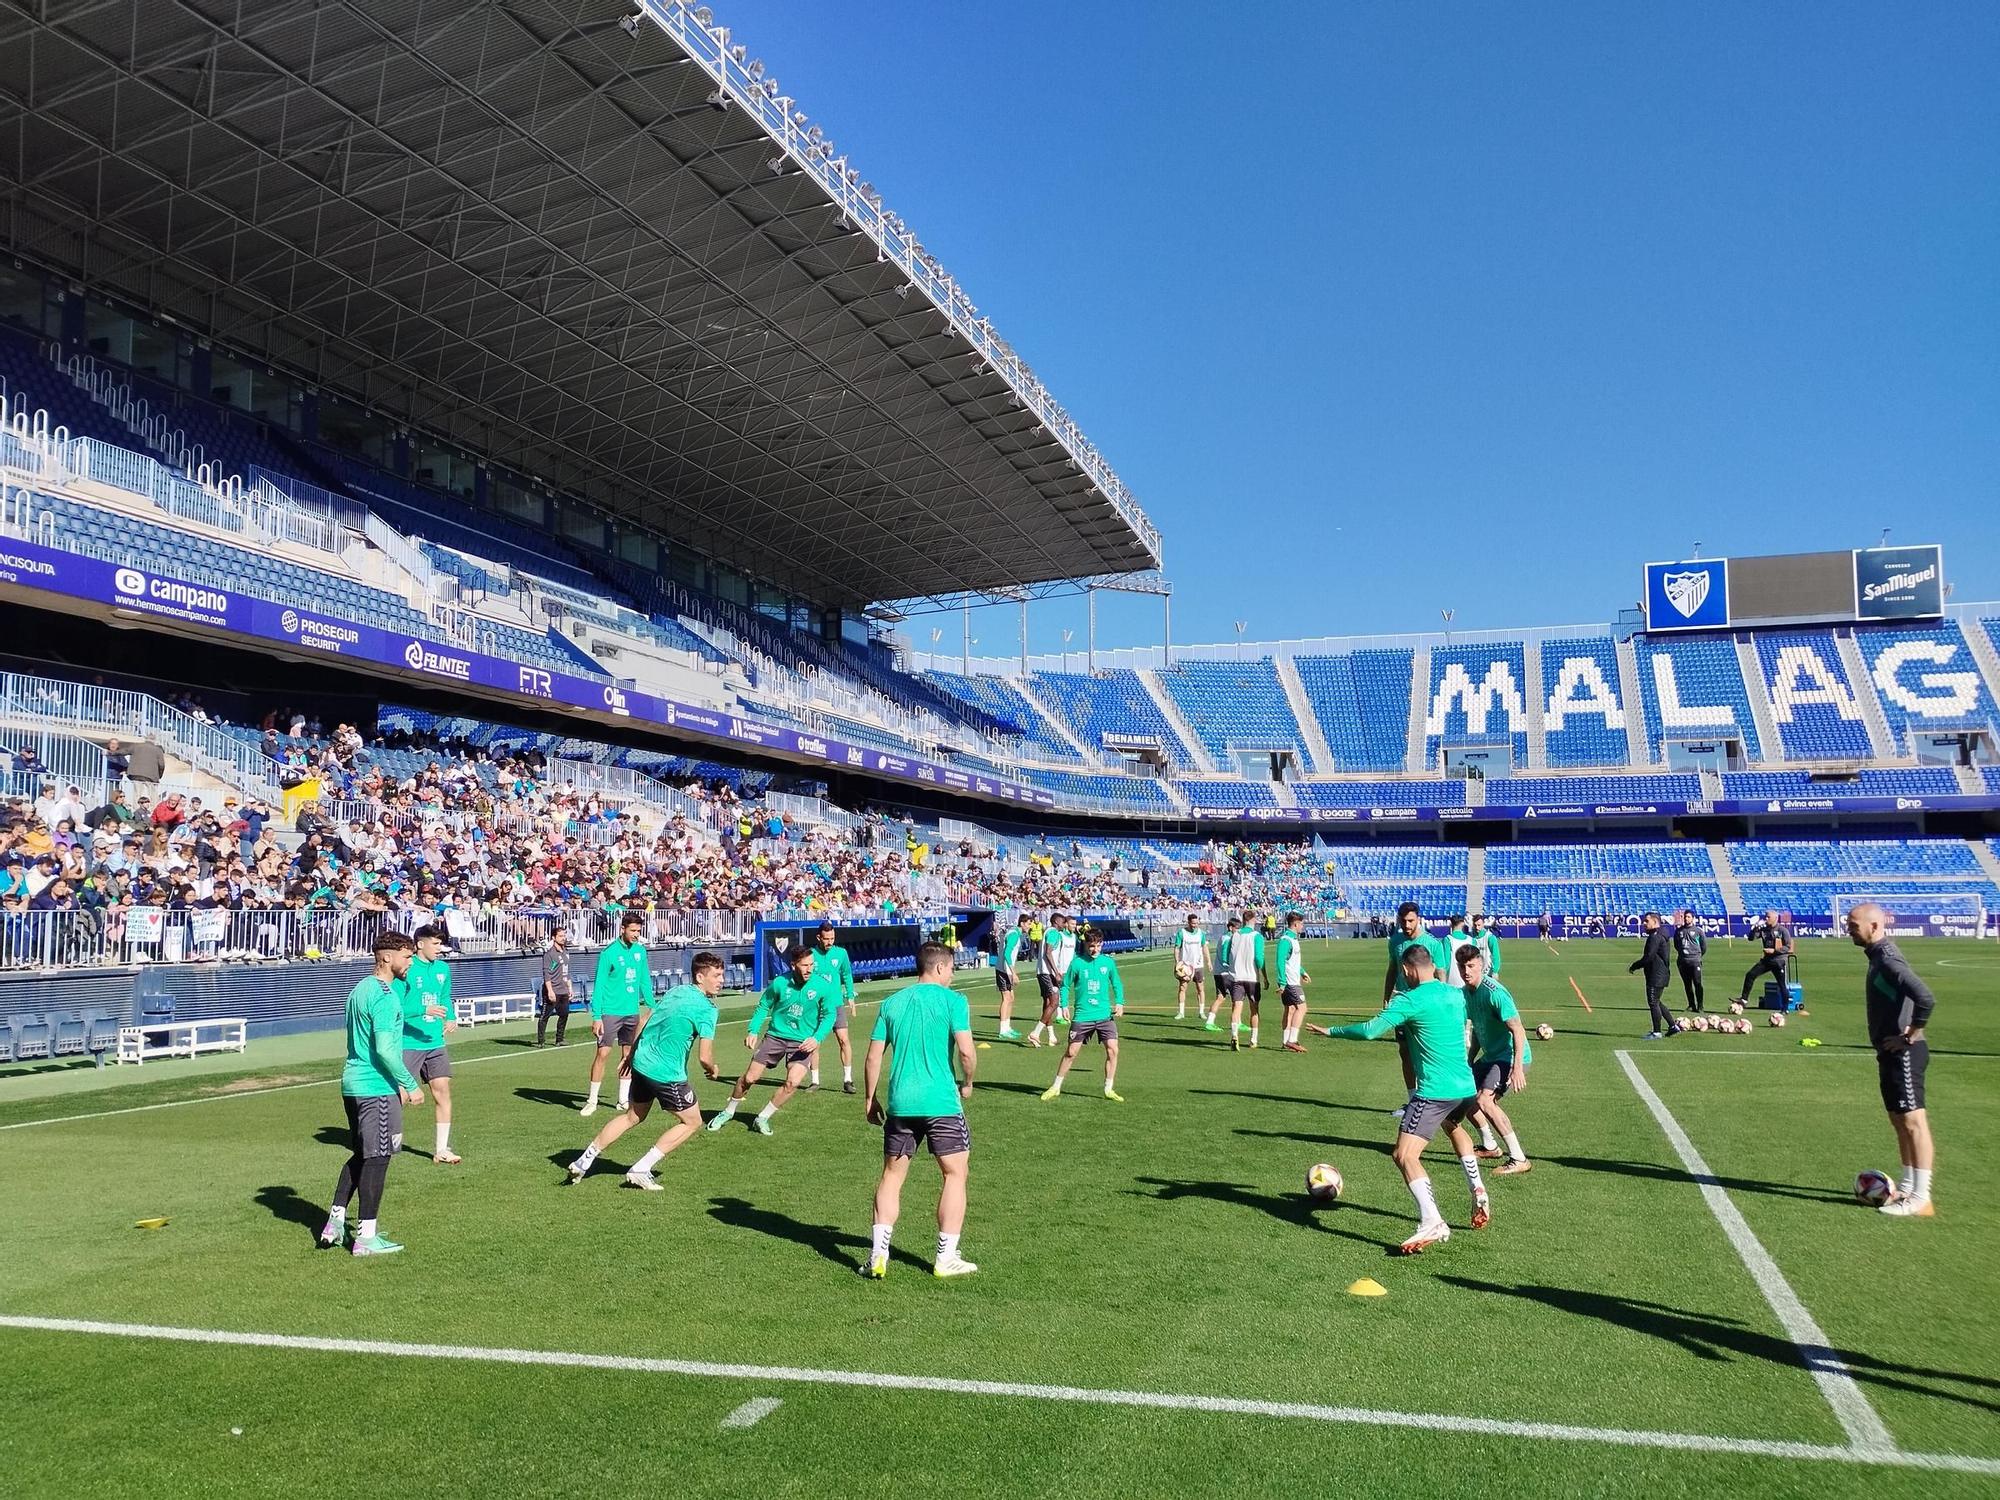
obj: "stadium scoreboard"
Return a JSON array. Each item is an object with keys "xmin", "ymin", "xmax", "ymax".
[{"xmin": 1644, "ymin": 544, "xmax": 1942, "ymax": 632}]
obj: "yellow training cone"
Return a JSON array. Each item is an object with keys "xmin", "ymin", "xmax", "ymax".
[
  {"xmin": 1346, "ymin": 1278, "xmax": 1388, "ymax": 1298},
  {"xmin": 977, "ymin": 1042, "xmax": 991, "ymax": 1050},
  {"xmin": 134, "ymin": 1217, "xmax": 169, "ymax": 1230}
]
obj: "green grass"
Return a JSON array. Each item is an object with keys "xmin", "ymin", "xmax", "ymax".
[{"xmin": 5, "ymin": 935, "xmax": 1999, "ymax": 1496}]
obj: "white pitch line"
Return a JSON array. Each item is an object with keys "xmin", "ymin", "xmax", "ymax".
[
  {"xmin": 719, "ymin": 1396, "xmax": 782, "ymax": 1429},
  {"xmin": 1614, "ymin": 1050, "xmax": 1898, "ymax": 1457},
  {"xmin": 2, "ymin": 1315, "xmax": 1997, "ymax": 1476}
]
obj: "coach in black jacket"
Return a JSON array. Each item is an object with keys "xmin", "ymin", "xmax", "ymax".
[{"xmin": 1629, "ymin": 911, "xmax": 1675, "ymax": 1038}]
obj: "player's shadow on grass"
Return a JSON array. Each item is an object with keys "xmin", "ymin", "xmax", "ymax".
[
  {"xmin": 975, "ymin": 1080, "xmax": 1052, "ymax": 1096},
  {"xmin": 515, "ymin": 1085, "xmax": 588, "ymax": 1111},
  {"xmin": 1190, "ymin": 1088, "xmax": 1385, "ymax": 1116},
  {"xmin": 706, "ymin": 1195, "xmax": 926, "ymax": 1272},
  {"xmin": 1532, "ymin": 1152, "xmax": 1850, "ymax": 1204},
  {"xmin": 1127, "ymin": 1176, "xmax": 1404, "ymax": 1252},
  {"xmin": 253, "ymin": 1184, "xmax": 325, "ymax": 1234},
  {"xmin": 1234, "ymin": 1127, "xmax": 1395, "ymax": 1157},
  {"xmin": 1439, "ymin": 1278, "xmax": 2000, "ymax": 1413},
  {"xmin": 311, "ymin": 1125, "xmax": 348, "ymax": 1147}
]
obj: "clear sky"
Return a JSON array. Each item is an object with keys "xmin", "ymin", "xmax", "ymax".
[{"xmin": 706, "ymin": 1, "xmax": 1997, "ymax": 659}]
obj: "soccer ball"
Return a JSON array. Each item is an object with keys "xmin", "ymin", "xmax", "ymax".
[
  {"xmin": 1853, "ymin": 1170, "xmax": 1896, "ymax": 1207},
  {"xmin": 1306, "ymin": 1163, "xmax": 1343, "ymax": 1203},
  {"xmin": 1728, "ymin": 1000, "xmax": 1745, "ymax": 1016},
  {"xmin": 1691, "ymin": 1016, "xmax": 1710, "ymax": 1033},
  {"xmin": 1174, "ymin": 963, "xmax": 1191, "ymax": 983},
  {"xmin": 1534, "ymin": 1022, "xmax": 1554, "ymax": 1041},
  {"xmin": 1768, "ymin": 1012, "xmax": 1787, "ymax": 1028},
  {"xmin": 1670, "ymin": 1017, "xmax": 1690, "ymax": 1034}
]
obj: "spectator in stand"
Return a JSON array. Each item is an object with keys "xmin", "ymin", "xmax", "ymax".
[
  {"xmin": 151, "ymin": 793, "xmax": 187, "ymax": 831},
  {"xmin": 125, "ymin": 735, "xmax": 166, "ymax": 793},
  {"xmin": 104, "ymin": 739, "xmax": 130, "ymax": 788}
]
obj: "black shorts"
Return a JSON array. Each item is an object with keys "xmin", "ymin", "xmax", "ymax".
[
  {"xmin": 884, "ymin": 1113, "xmax": 970, "ymax": 1159},
  {"xmin": 403, "ymin": 1046, "xmax": 451, "ymax": 1082},
  {"xmin": 595, "ymin": 1015, "xmax": 641, "ymax": 1050},
  {"xmin": 1038, "ymin": 975, "xmax": 1061, "ymax": 1000},
  {"xmin": 1230, "ymin": 978, "xmax": 1259, "ymax": 1003},
  {"xmin": 343, "ymin": 1094, "xmax": 402, "ymax": 1160},
  {"xmin": 630, "ymin": 1069, "xmax": 698, "ymax": 1115},
  {"xmin": 1068, "ymin": 1019, "xmax": 1118, "ymax": 1046},
  {"xmin": 1473, "ymin": 1057, "xmax": 1518, "ymax": 1098},
  {"xmin": 1281, "ymin": 984, "xmax": 1305, "ymax": 1006},
  {"xmin": 1399, "ymin": 1095, "xmax": 1475, "ymax": 1143},
  {"xmin": 1877, "ymin": 1039, "xmax": 1928, "ymax": 1116},
  {"xmin": 995, "ymin": 969, "xmax": 1015, "ymax": 992},
  {"xmin": 752, "ymin": 1034, "xmax": 815, "ymax": 1071}
]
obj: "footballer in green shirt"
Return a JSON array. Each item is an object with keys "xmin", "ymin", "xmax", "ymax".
[
  {"xmin": 1381, "ymin": 901, "xmax": 1449, "ymax": 1098},
  {"xmin": 1221, "ymin": 911, "xmax": 1266, "ymax": 1050},
  {"xmin": 863, "ymin": 941, "xmax": 978, "ymax": 1279},
  {"xmin": 1458, "ymin": 946, "xmax": 1532, "ymax": 1175},
  {"xmin": 320, "ymin": 930, "xmax": 424, "ymax": 1257},
  {"xmin": 401, "ymin": 923, "xmax": 461, "ymax": 1163},
  {"xmin": 809, "ymin": 919, "xmax": 859, "ymax": 1094},
  {"xmin": 566, "ymin": 951, "xmax": 725, "ymax": 1191},
  {"xmin": 1313, "ymin": 940, "xmax": 1491, "ymax": 1255},
  {"xmin": 995, "ymin": 912, "xmax": 1032, "ymax": 1040},
  {"xmin": 707, "ymin": 945, "xmax": 836, "ymax": 1136},
  {"xmin": 583, "ymin": 911, "xmax": 651, "ymax": 1118},
  {"xmin": 1041, "ymin": 926, "xmax": 1127, "ymax": 1101},
  {"xmin": 1275, "ymin": 911, "xmax": 1311, "ymax": 1052}
]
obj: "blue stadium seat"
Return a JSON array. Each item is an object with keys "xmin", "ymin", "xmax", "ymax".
[
  {"xmin": 1539, "ymin": 636, "xmax": 1631, "ymax": 767},
  {"xmin": 1423, "ymin": 644, "xmax": 1530, "ymax": 771},
  {"xmin": 1754, "ymin": 632, "xmax": 1872, "ymax": 760},
  {"xmin": 1634, "ymin": 634, "xmax": 1763, "ymax": 761},
  {"xmin": 1155, "ymin": 660, "xmax": 1308, "ymax": 765},
  {"xmin": 1293, "ymin": 650, "xmax": 1414, "ymax": 771}
]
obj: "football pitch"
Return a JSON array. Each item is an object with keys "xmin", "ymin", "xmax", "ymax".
[{"xmin": 4, "ymin": 935, "xmax": 1998, "ymax": 1497}]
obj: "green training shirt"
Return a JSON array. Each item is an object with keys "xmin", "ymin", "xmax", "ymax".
[
  {"xmin": 591, "ymin": 937, "xmax": 651, "ymax": 1017},
  {"xmin": 749, "ymin": 972, "xmax": 837, "ymax": 1044},
  {"xmin": 401, "ymin": 953, "xmax": 452, "ymax": 1049},
  {"xmin": 1276, "ymin": 931, "xmax": 1303, "ymax": 986},
  {"xmin": 1387, "ymin": 931, "xmax": 1450, "ymax": 994},
  {"xmin": 1001, "ymin": 928, "xmax": 1027, "ymax": 972},
  {"xmin": 632, "ymin": 984, "xmax": 718, "ymax": 1085},
  {"xmin": 815, "ymin": 942, "xmax": 855, "ymax": 1000},
  {"xmin": 1332, "ymin": 978, "xmax": 1476, "ymax": 1099},
  {"xmin": 872, "ymin": 980, "xmax": 971, "ymax": 1119},
  {"xmin": 1464, "ymin": 977, "xmax": 1531, "ymax": 1066},
  {"xmin": 342, "ymin": 975, "xmax": 418, "ymax": 1098},
  {"xmin": 1061, "ymin": 952, "xmax": 1125, "ymax": 1024}
]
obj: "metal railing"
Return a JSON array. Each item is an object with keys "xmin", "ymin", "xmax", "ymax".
[
  {"xmin": 0, "ymin": 903, "xmax": 763, "ymax": 972},
  {"xmin": 0, "ymin": 672, "xmax": 280, "ymax": 801},
  {"xmin": 645, "ymin": 0, "xmax": 1159, "ymax": 567}
]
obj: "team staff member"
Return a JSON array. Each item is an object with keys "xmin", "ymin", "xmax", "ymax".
[
  {"xmin": 1845, "ymin": 904, "xmax": 1939, "ymax": 1217},
  {"xmin": 401, "ymin": 923, "xmax": 461, "ymax": 1163},
  {"xmin": 319, "ymin": 931, "xmax": 424, "ymax": 1257},
  {"xmin": 581, "ymin": 912, "xmax": 651, "ymax": 1117},
  {"xmin": 1673, "ymin": 910, "xmax": 1708, "ymax": 1012},
  {"xmin": 809, "ymin": 920, "xmax": 858, "ymax": 1094},
  {"xmin": 537, "ymin": 927, "xmax": 574, "ymax": 1045},
  {"xmin": 995, "ymin": 913, "xmax": 1031, "ymax": 1041},
  {"xmin": 1629, "ymin": 911, "xmax": 1675, "ymax": 1038},
  {"xmin": 863, "ymin": 941, "xmax": 979, "ymax": 1279},
  {"xmin": 1733, "ymin": 910, "xmax": 1793, "ymax": 1008}
]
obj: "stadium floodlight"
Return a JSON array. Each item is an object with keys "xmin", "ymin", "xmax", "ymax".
[
  {"xmin": 767, "ymin": 156, "xmax": 786, "ymax": 175},
  {"xmin": 707, "ymin": 87, "xmax": 729, "ymax": 110},
  {"xmin": 619, "ymin": 13, "xmax": 642, "ymax": 38}
]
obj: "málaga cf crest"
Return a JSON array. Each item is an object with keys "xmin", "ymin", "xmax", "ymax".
[{"xmin": 1664, "ymin": 569, "xmax": 1711, "ymax": 619}]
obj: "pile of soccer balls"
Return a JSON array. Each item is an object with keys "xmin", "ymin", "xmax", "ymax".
[
  {"xmin": 1306, "ymin": 1162, "xmax": 1343, "ymax": 1204},
  {"xmin": 1674, "ymin": 1014, "xmax": 1756, "ymax": 1035}
]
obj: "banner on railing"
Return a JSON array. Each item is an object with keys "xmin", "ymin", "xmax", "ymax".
[{"xmin": 0, "ymin": 534, "xmax": 1057, "ymax": 812}]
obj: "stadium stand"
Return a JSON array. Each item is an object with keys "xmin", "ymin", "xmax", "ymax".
[
  {"xmin": 1857, "ymin": 621, "xmax": 2000, "ymax": 749},
  {"xmin": 1034, "ymin": 670, "xmax": 1199, "ymax": 770},
  {"xmin": 1156, "ymin": 660, "xmax": 1308, "ymax": 765},
  {"xmin": 1424, "ymin": 643, "xmax": 1530, "ymax": 770},
  {"xmin": 1634, "ymin": 634, "xmax": 1763, "ymax": 762},
  {"xmin": 1292, "ymin": 650, "xmax": 1416, "ymax": 772},
  {"xmin": 1754, "ymin": 631, "xmax": 1873, "ymax": 761},
  {"xmin": 1539, "ymin": 636, "xmax": 1631, "ymax": 767}
]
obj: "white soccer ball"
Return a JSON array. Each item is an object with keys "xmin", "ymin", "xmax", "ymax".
[
  {"xmin": 1692, "ymin": 1015, "xmax": 1710, "ymax": 1033},
  {"xmin": 1853, "ymin": 1169, "xmax": 1896, "ymax": 1207},
  {"xmin": 1670, "ymin": 1017, "xmax": 1690, "ymax": 1034},
  {"xmin": 1174, "ymin": 963, "xmax": 1191, "ymax": 983},
  {"xmin": 1768, "ymin": 1011, "xmax": 1787, "ymax": 1028},
  {"xmin": 1306, "ymin": 1163, "xmax": 1343, "ymax": 1202},
  {"xmin": 1534, "ymin": 1022, "xmax": 1554, "ymax": 1041},
  {"xmin": 1728, "ymin": 1000, "xmax": 1746, "ymax": 1017}
]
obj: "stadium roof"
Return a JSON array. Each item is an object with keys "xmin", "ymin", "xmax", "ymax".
[{"xmin": 0, "ymin": 0, "xmax": 1162, "ymax": 608}]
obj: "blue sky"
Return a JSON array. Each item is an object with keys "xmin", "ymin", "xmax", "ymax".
[{"xmin": 708, "ymin": 1, "xmax": 1997, "ymax": 659}]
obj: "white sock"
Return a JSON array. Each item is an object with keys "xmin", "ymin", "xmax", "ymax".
[
  {"xmin": 1503, "ymin": 1131, "xmax": 1525, "ymax": 1162},
  {"xmin": 1028, "ymin": 1024, "xmax": 1042, "ymax": 1042},
  {"xmin": 810, "ymin": 1068, "xmax": 821, "ymax": 1085},
  {"xmin": 937, "ymin": 1231, "xmax": 960, "ymax": 1261},
  {"xmin": 1912, "ymin": 1167, "xmax": 1932, "ymax": 1202},
  {"xmin": 1249, "ymin": 1025, "xmax": 1259, "ymax": 1045},
  {"xmin": 713, "ymin": 1098, "xmax": 737, "ymax": 1120},
  {"xmin": 631, "ymin": 1147, "xmax": 663, "ymax": 1174},
  {"xmin": 870, "ymin": 1222, "xmax": 893, "ymax": 1259},
  {"xmin": 325, "ymin": 1204, "xmax": 346, "ymax": 1222},
  {"xmin": 756, "ymin": 1102, "xmax": 776, "ymax": 1123},
  {"xmin": 1899, "ymin": 1167, "xmax": 1916, "ymax": 1197},
  {"xmin": 1461, "ymin": 1154, "xmax": 1486, "ymax": 1197},
  {"xmin": 616, "ymin": 1080, "xmax": 631, "ymax": 1110},
  {"xmin": 1232, "ymin": 1020, "xmax": 1242, "ymax": 1036},
  {"xmin": 585, "ymin": 1082, "xmax": 600, "ymax": 1106},
  {"xmin": 1103, "ymin": 1080, "xmax": 1117, "ymax": 1095},
  {"xmin": 1409, "ymin": 1176, "xmax": 1441, "ymax": 1226},
  {"xmin": 358, "ymin": 1218, "xmax": 377, "ymax": 1240},
  {"xmin": 843, "ymin": 1064, "xmax": 853, "ymax": 1083},
  {"xmin": 1048, "ymin": 1074, "xmax": 1065, "ymax": 1093},
  {"xmin": 1479, "ymin": 1123, "xmax": 1499, "ymax": 1151},
  {"xmin": 574, "ymin": 1142, "xmax": 601, "ymax": 1170},
  {"xmin": 435, "ymin": 1123, "xmax": 451, "ymax": 1154}
]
